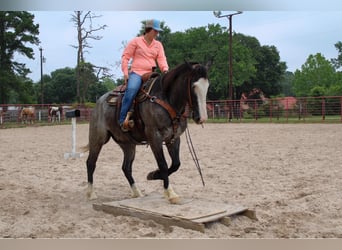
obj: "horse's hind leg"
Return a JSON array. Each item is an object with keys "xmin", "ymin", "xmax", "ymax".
[
  {"xmin": 86, "ymin": 130, "xmax": 110, "ymax": 200},
  {"xmin": 118, "ymin": 143, "xmax": 142, "ymax": 198}
]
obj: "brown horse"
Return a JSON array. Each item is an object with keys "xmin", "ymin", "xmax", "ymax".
[
  {"xmin": 84, "ymin": 62, "xmax": 209, "ymax": 204},
  {"xmin": 19, "ymin": 107, "xmax": 35, "ymax": 124}
]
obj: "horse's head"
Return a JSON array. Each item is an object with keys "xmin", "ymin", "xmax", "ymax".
[{"xmin": 187, "ymin": 63, "xmax": 209, "ymax": 124}]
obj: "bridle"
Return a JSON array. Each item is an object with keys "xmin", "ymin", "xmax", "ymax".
[{"xmin": 140, "ymin": 65, "xmax": 201, "ymax": 142}]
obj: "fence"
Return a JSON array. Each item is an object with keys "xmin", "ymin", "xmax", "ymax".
[
  {"xmin": 207, "ymin": 96, "xmax": 342, "ymax": 123},
  {"xmin": 0, "ymin": 104, "xmax": 92, "ymax": 126},
  {"xmin": 1, "ymin": 96, "xmax": 342, "ymax": 127}
]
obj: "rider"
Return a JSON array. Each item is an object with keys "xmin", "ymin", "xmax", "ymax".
[{"xmin": 119, "ymin": 19, "xmax": 169, "ymax": 132}]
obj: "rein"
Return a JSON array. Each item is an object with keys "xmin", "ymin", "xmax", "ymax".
[
  {"xmin": 185, "ymin": 126, "xmax": 205, "ymax": 186},
  {"xmin": 140, "ymin": 86, "xmax": 182, "ymax": 136},
  {"xmin": 140, "ymin": 72, "xmax": 194, "ymax": 138}
]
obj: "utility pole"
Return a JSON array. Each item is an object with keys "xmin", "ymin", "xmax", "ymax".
[
  {"xmin": 213, "ymin": 11, "xmax": 243, "ymax": 121},
  {"xmin": 39, "ymin": 47, "xmax": 44, "ymax": 105}
]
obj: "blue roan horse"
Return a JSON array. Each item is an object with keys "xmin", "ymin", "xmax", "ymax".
[{"xmin": 84, "ymin": 62, "xmax": 209, "ymax": 204}]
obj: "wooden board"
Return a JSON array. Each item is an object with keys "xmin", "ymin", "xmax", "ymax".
[{"xmin": 93, "ymin": 192, "xmax": 251, "ymax": 233}]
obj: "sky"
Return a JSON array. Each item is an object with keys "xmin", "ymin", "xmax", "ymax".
[{"xmin": 17, "ymin": 10, "xmax": 342, "ymax": 82}]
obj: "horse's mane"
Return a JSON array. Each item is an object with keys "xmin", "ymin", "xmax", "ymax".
[{"xmin": 162, "ymin": 61, "xmax": 207, "ymax": 93}]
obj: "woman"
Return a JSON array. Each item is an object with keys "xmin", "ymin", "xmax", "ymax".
[{"xmin": 119, "ymin": 19, "xmax": 169, "ymax": 132}]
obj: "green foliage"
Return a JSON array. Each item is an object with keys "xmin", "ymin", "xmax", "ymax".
[
  {"xmin": 332, "ymin": 41, "xmax": 342, "ymax": 69},
  {"xmin": 293, "ymin": 53, "xmax": 339, "ymax": 97},
  {"xmin": 278, "ymin": 71, "xmax": 295, "ymax": 97},
  {"xmin": 40, "ymin": 66, "xmax": 110, "ymax": 104},
  {"xmin": 0, "ymin": 11, "xmax": 39, "ymax": 104},
  {"xmin": 8, "ymin": 14, "xmax": 342, "ymax": 105},
  {"xmin": 43, "ymin": 67, "xmax": 77, "ymax": 103}
]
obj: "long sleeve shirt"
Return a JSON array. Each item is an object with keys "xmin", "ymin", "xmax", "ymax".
[{"xmin": 121, "ymin": 36, "xmax": 169, "ymax": 76}]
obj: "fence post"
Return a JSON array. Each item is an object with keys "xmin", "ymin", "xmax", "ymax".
[
  {"xmin": 269, "ymin": 99, "xmax": 272, "ymax": 122},
  {"xmin": 340, "ymin": 97, "xmax": 342, "ymax": 122},
  {"xmin": 322, "ymin": 97, "xmax": 325, "ymax": 121}
]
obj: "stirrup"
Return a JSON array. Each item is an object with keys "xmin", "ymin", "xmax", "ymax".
[
  {"xmin": 120, "ymin": 121, "xmax": 130, "ymax": 132},
  {"xmin": 120, "ymin": 120, "xmax": 134, "ymax": 132}
]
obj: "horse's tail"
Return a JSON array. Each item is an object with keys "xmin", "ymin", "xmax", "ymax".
[{"xmin": 80, "ymin": 144, "xmax": 89, "ymax": 153}]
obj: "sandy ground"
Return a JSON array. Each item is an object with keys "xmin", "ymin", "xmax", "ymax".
[{"xmin": 0, "ymin": 122, "xmax": 341, "ymax": 238}]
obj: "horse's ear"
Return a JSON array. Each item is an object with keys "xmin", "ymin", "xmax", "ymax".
[
  {"xmin": 205, "ymin": 60, "xmax": 213, "ymax": 71},
  {"xmin": 183, "ymin": 59, "xmax": 191, "ymax": 67}
]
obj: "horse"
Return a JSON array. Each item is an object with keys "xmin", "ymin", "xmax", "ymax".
[
  {"xmin": 19, "ymin": 106, "xmax": 35, "ymax": 124},
  {"xmin": 240, "ymin": 88, "xmax": 267, "ymax": 111},
  {"xmin": 84, "ymin": 62, "xmax": 209, "ymax": 204},
  {"xmin": 48, "ymin": 106, "xmax": 63, "ymax": 123}
]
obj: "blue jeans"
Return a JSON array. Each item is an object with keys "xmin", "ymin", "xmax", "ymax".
[{"xmin": 119, "ymin": 72, "xmax": 142, "ymax": 124}]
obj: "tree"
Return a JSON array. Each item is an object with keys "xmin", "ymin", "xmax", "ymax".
[
  {"xmin": 332, "ymin": 41, "xmax": 342, "ymax": 70},
  {"xmin": 278, "ymin": 71, "xmax": 295, "ymax": 97},
  {"xmin": 71, "ymin": 11, "xmax": 107, "ymax": 103},
  {"xmin": 44, "ymin": 67, "xmax": 77, "ymax": 103},
  {"xmin": 292, "ymin": 53, "xmax": 338, "ymax": 97},
  {"xmin": 0, "ymin": 11, "xmax": 39, "ymax": 104},
  {"xmin": 249, "ymin": 45, "xmax": 287, "ymax": 97},
  {"xmin": 78, "ymin": 62, "xmax": 99, "ymax": 103}
]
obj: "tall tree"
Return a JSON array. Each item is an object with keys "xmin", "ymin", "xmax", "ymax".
[
  {"xmin": 292, "ymin": 53, "xmax": 337, "ymax": 97},
  {"xmin": 332, "ymin": 41, "xmax": 342, "ymax": 70},
  {"xmin": 44, "ymin": 67, "xmax": 77, "ymax": 103},
  {"xmin": 71, "ymin": 11, "xmax": 107, "ymax": 103},
  {"xmin": 0, "ymin": 11, "xmax": 39, "ymax": 104}
]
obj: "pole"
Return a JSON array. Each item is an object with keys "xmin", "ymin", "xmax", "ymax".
[
  {"xmin": 228, "ymin": 15, "xmax": 233, "ymax": 121},
  {"xmin": 39, "ymin": 47, "xmax": 44, "ymax": 105},
  {"xmin": 213, "ymin": 11, "xmax": 242, "ymax": 122},
  {"xmin": 71, "ymin": 117, "xmax": 76, "ymax": 154},
  {"xmin": 64, "ymin": 117, "xmax": 83, "ymax": 159}
]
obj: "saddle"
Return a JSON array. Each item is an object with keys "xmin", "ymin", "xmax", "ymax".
[{"xmin": 106, "ymin": 72, "xmax": 160, "ymax": 106}]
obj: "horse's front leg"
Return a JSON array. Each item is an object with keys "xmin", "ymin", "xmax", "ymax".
[
  {"xmin": 119, "ymin": 143, "xmax": 143, "ymax": 198},
  {"xmin": 165, "ymin": 137, "xmax": 181, "ymax": 176},
  {"xmin": 147, "ymin": 137, "xmax": 181, "ymax": 179},
  {"xmin": 148, "ymin": 140, "xmax": 180, "ymax": 204}
]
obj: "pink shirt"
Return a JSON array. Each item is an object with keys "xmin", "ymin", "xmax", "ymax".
[{"xmin": 121, "ymin": 36, "xmax": 169, "ymax": 76}]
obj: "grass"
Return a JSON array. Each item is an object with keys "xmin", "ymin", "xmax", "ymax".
[{"xmin": 206, "ymin": 115, "xmax": 342, "ymax": 124}]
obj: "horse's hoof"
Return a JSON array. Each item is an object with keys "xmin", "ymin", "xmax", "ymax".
[
  {"xmin": 147, "ymin": 170, "xmax": 161, "ymax": 180},
  {"xmin": 168, "ymin": 196, "xmax": 180, "ymax": 204},
  {"xmin": 164, "ymin": 186, "xmax": 180, "ymax": 204},
  {"xmin": 147, "ymin": 172, "xmax": 154, "ymax": 180},
  {"xmin": 87, "ymin": 191, "xmax": 98, "ymax": 200},
  {"xmin": 86, "ymin": 184, "xmax": 97, "ymax": 200},
  {"xmin": 131, "ymin": 184, "xmax": 143, "ymax": 198}
]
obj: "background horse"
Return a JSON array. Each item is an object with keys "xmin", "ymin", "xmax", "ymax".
[
  {"xmin": 19, "ymin": 107, "xmax": 35, "ymax": 124},
  {"xmin": 48, "ymin": 106, "xmax": 63, "ymax": 123},
  {"xmin": 84, "ymin": 62, "xmax": 209, "ymax": 204}
]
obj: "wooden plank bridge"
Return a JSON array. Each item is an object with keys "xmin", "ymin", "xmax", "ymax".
[{"xmin": 93, "ymin": 192, "xmax": 257, "ymax": 233}]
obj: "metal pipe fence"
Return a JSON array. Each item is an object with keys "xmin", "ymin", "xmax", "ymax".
[
  {"xmin": 1, "ymin": 96, "xmax": 342, "ymax": 127},
  {"xmin": 207, "ymin": 96, "xmax": 342, "ymax": 123},
  {"xmin": 0, "ymin": 104, "xmax": 92, "ymax": 127}
]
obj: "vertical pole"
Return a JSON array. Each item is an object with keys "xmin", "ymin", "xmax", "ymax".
[
  {"xmin": 40, "ymin": 47, "xmax": 44, "ymax": 105},
  {"xmin": 213, "ymin": 11, "xmax": 242, "ymax": 122},
  {"xmin": 322, "ymin": 97, "xmax": 325, "ymax": 121},
  {"xmin": 228, "ymin": 15, "xmax": 233, "ymax": 122},
  {"xmin": 72, "ymin": 117, "xmax": 76, "ymax": 154},
  {"xmin": 340, "ymin": 97, "xmax": 342, "ymax": 122}
]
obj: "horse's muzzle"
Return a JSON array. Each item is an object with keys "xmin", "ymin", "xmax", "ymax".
[{"xmin": 193, "ymin": 116, "xmax": 206, "ymax": 125}]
